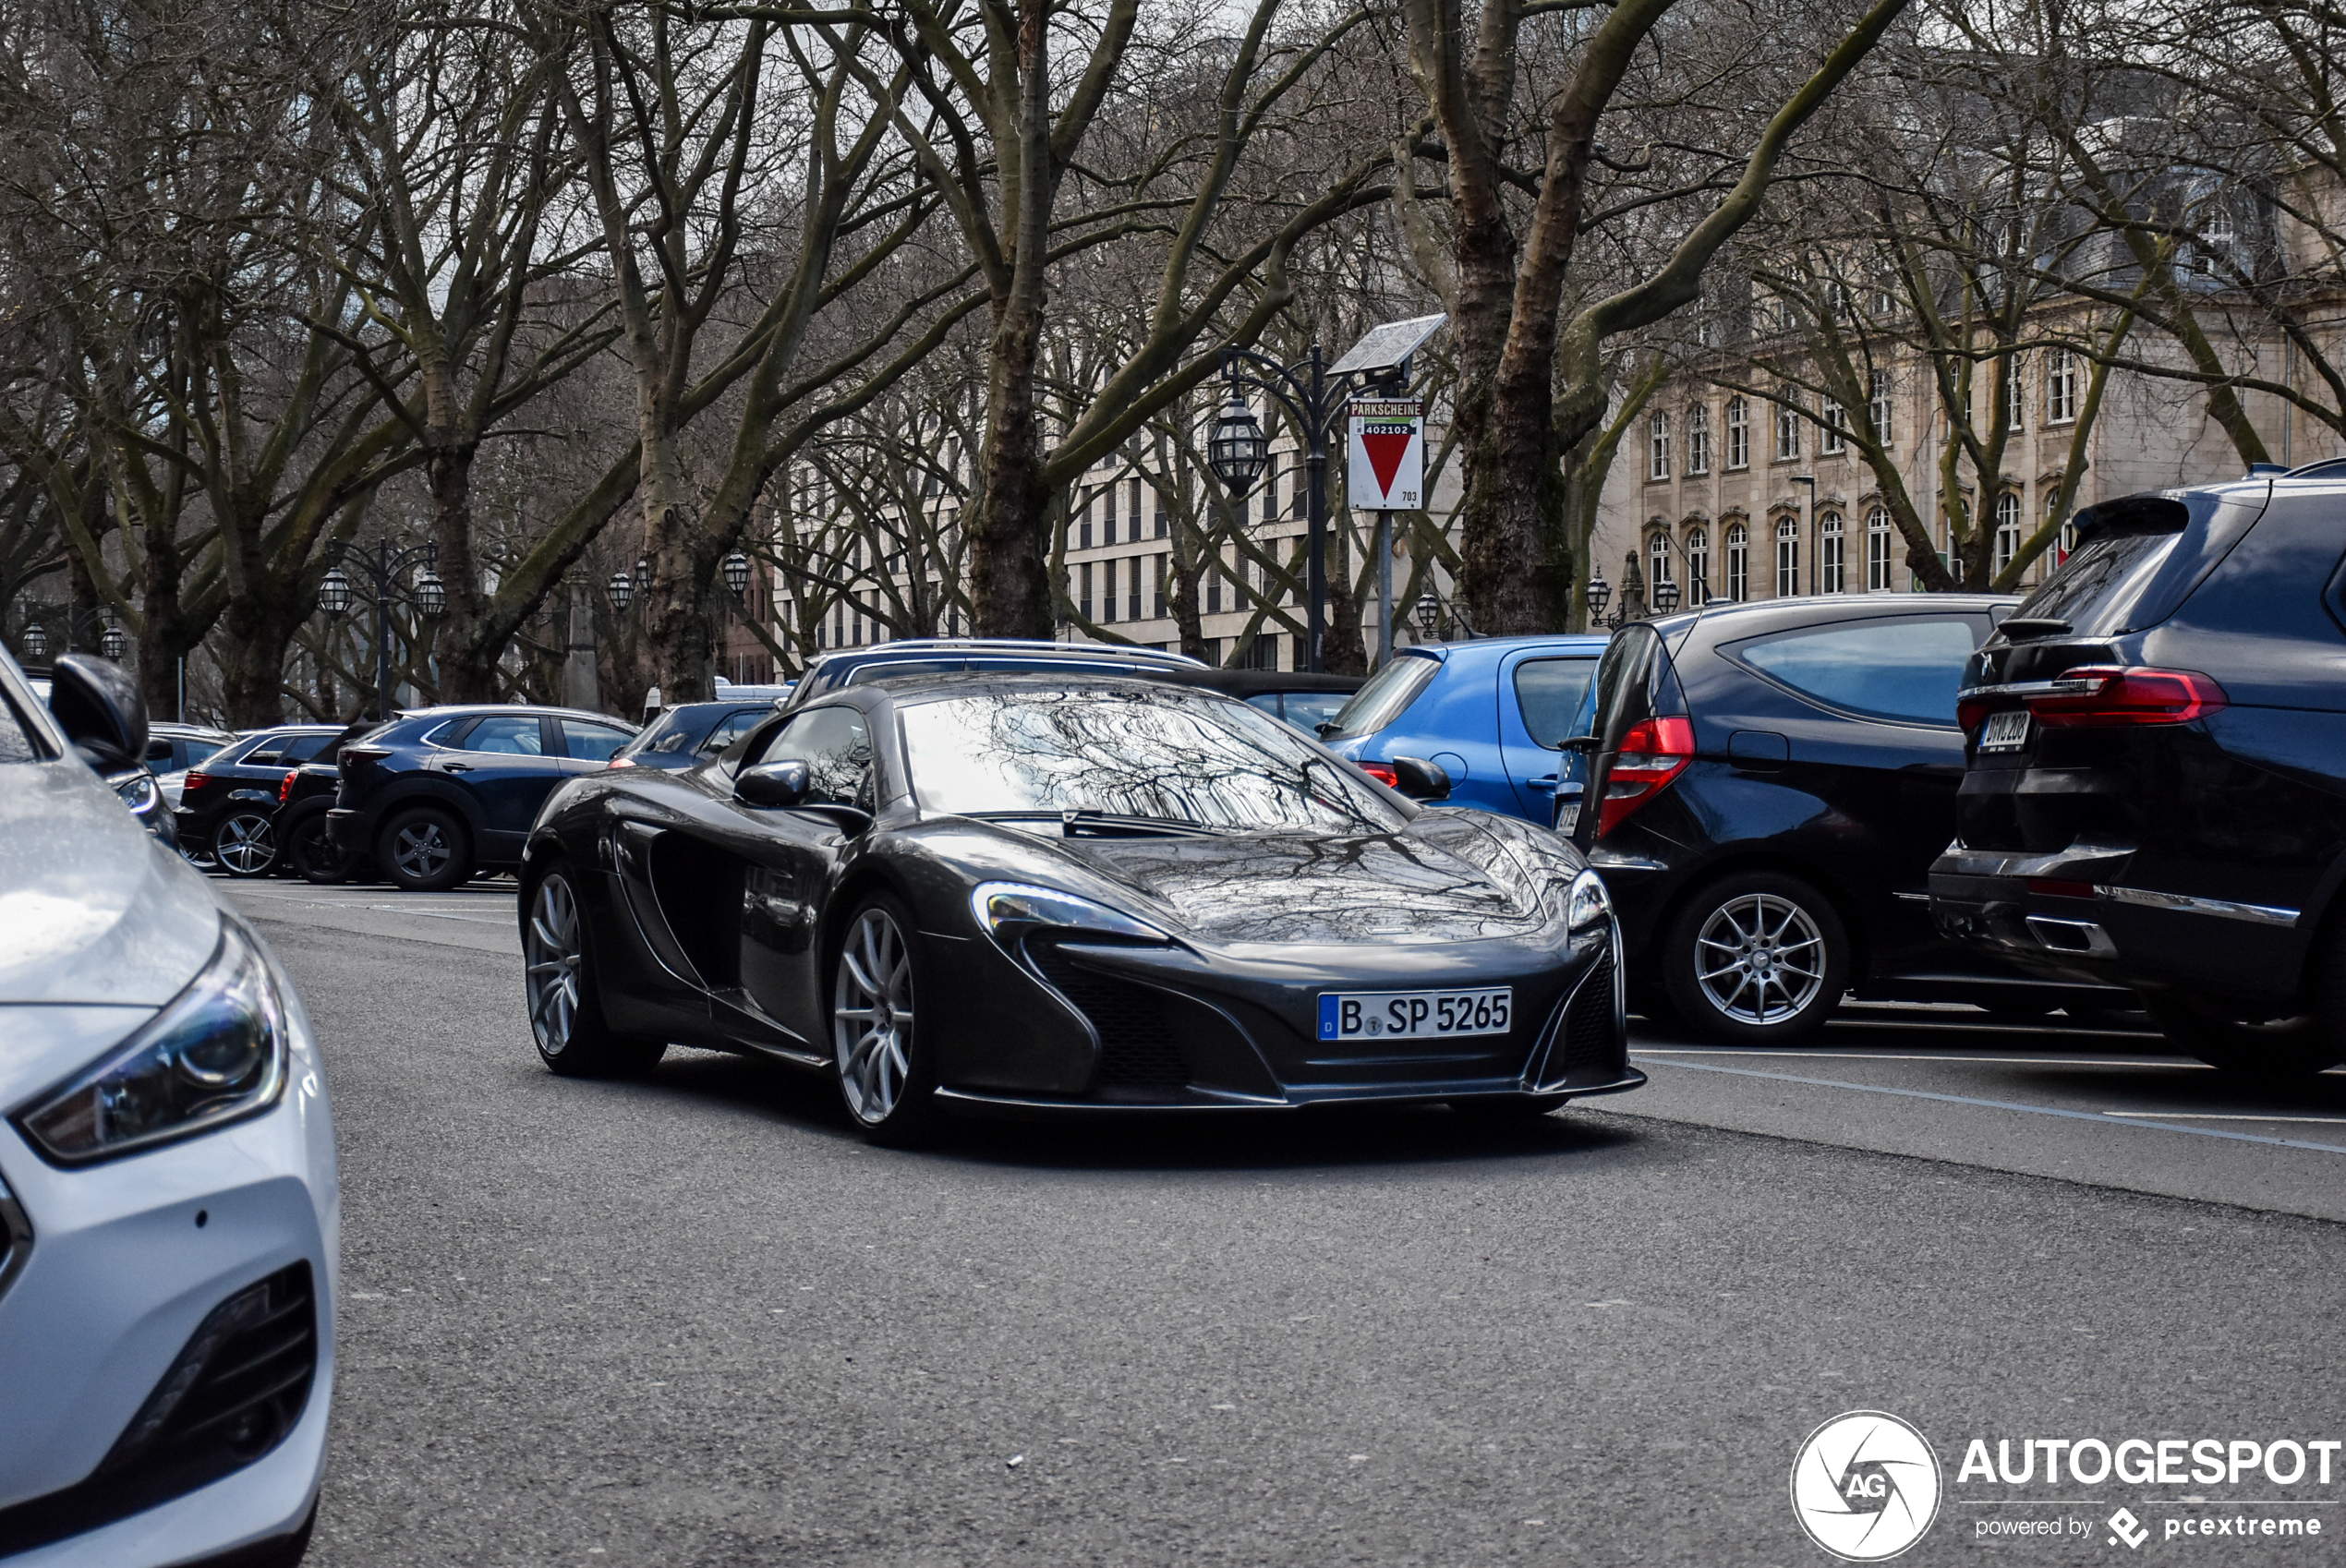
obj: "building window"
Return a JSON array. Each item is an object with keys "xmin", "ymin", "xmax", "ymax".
[
  {"xmin": 1821, "ymin": 396, "xmax": 1847, "ymax": 454},
  {"xmin": 1649, "ymin": 528, "xmax": 1674, "ymax": 596},
  {"xmin": 1685, "ymin": 527, "xmax": 1711, "ymax": 606},
  {"xmin": 1774, "ymin": 397, "xmax": 1802, "ymax": 461},
  {"xmin": 1725, "ymin": 522, "xmax": 1749, "ymax": 601},
  {"xmin": 1078, "ymin": 562, "xmax": 1094, "ymax": 621},
  {"xmin": 1104, "ymin": 558, "xmax": 1119, "ymax": 621},
  {"xmin": 2001, "ymin": 352, "xmax": 2025, "ymax": 429},
  {"xmin": 1129, "ymin": 558, "xmax": 1143, "ymax": 621},
  {"xmin": 1206, "ymin": 555, "xmax": 1222, "ymax": 614},
  {"xmin": 1687, "ymin": 404, "xmax": 1711, "ymax": 475},
  {"xmin": 1775, "ymin": 514, "xmax": 1801, "ymax": 597},
  {"xmin": 2196, "ymin": 202, "xmax": 2236, "ymax": 275},
  {"xmin": 1131, "ymin": 478, "xmax": 1144, "ymax": 535},
  {"xmin": 1649, "ymin": 409, "xmax": 1670, "ymax": 480},
  {"xmin": 1104, "ymin": 481, "xmax": 1119, "ymax": 544},
  {"xmin": 1154, "ymin": 554, "xmax": 1167, "ymax": 618},
  {"xmin": 1726, "ymin": 397, "xmax": 1749, "ymax": 469},
  {"xmin": 2046, "ymin": 348, "xmax": 2078, "ymax": 424},
  {"xmin": 1995, "ymin": 492, "xmax": 2022, "ymax": 577},
  {"xmin": 1820, "ymin": 510, "xmax": 1845, "ymax": 593},
  {"xmin": 1868, "ymin": 369, "xmax": 1893, "ymax": 444},
  {"xmin": 1867, "ymin": 505, "xmax": 1894, "ymax": 592}
]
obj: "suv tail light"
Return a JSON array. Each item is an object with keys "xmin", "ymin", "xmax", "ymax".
[
  {"xmin": 340, "ymin": 745, "xmax": 390, "ymax": 773},
  {"xmin": 1597, "ymin": 716, "xmax": 1695, "ymax": 838},
  {"xmin": 278, "ymin": 770, "xmax": 297, "ymax": 803},
  {"xmin": 1358, "ymin": 762, "xmax": 1399, "ymax": 788},
  {"xmin": 2025, "ymin": 666, "xmax": 2228, "ymax": 727}
]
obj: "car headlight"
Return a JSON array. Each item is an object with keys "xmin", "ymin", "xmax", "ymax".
[
  {"xmin": 14, "ymin": 919, "xmax": 290, "ymax": 1164},
  {"xmin": 1566, "ymin": 867, "xmax": 1613, "ymax": 934},
  {"xmin": 973, "ymin": 882, "xmax": 1169, "ymax": 943},
  {"xmin": 115, "ymin": 769, "xmax": 160, "ymax": 817}
]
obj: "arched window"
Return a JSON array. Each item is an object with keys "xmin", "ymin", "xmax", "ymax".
[
  {"xmin": 1867, "ymin": 505, "xmax": 1894, "ymax": 592},
  {"xmin": 1775, "ymin": 514, "xmax": 1801, "ymax": 597},
  {"xmin": 1725, "ymin": 397, "xmax": 1749, "ymax": 469},
  {"xmin": 1685, "ymin": 527, "xmax": 1711, "ymax": 606},
  {"xmin": 1725, "ymin": 522, "xmax": 1749, "ymax": 602},
  {"xmin": 1995, "ymin": 492, "xmax": 2022, "ymax": 578},
  {"xmin": 1649, "ymin": 409, "xmax": 1670, "ymax": 480},
  {"xmin": 1686, "ymin": 404, "xmax": 1711, "ymax": 475},
  {"xmin": 1649, "ymin": 528, "xmax": 1675, "ymax": 594},
  {"xmin": 1820, "ymin": 510, "xmax": 1846, "ymax": 594}
]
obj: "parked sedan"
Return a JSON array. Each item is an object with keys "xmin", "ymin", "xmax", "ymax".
[
  {"xmin": 0, "ymin": 648, "xmax": 335, "ymax": 1567},
  {"xmin": 1571, "ymin": 595, "xmax": 2127, "ymax": 1043},
  {"xmin": 610, "ymin": 699, "xmax": 789, "ymax": 772},
  {"xmin": 177, "ymin": 727, "xmax": 344, "ymax": 877},
  {"xmin": 517, "ymin": 674, "xmax": 1639, "ymax": 1142},
  {"xmin": 329, "ymin": 706, "xmax": 636, "ymax": 891},
  {"xmin": 1320, "ymin": 634, "xmax": 1611, "ymax": 822},
  {"xmin": 1932, "ymin": 470, "xmax": 2346, "ymax": 1079}
]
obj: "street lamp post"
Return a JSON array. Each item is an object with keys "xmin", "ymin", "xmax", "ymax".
[
  {"xmin": 1203, "ymin": 316, "xmax": 1445, "ymax": 673},
  {"xmin": 320, "ymin": 538, "xmax": 445, "ymax": 719}
]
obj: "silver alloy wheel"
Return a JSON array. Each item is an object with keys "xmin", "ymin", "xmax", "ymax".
[
  {"xmin": 833, "ymin": 906, "xmax": 914, "ymax": 1125},
  {"xmin": 526, "ymin": 874, "xmax": 585, "ymax": 1055},
  {"xmin": 391, "ymin": 817, "xmax": 453, "ymax": 882},
  {"xmin": 214, "ymin": 813, "xmax": 275, "ymax": 874},
  {"xmin": 1694, "ymin": 892, "xmax": 1826, "ymax": 1025}
]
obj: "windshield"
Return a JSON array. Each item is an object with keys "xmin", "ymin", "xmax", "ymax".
[
  {"xmin": 1323, "ymin": 654, "xmax": 1437, "ymax": 740},
  {"xmin": 899, "ymin": 688, "xmax": 1409, "ymax": 834}
]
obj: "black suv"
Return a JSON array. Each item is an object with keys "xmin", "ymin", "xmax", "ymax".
[
  {"xmin": 1572, "ymin": 594, "xmax": 2127, "ymax": 1042},
  {"xmin": 176, "ymin": 725, "xmax": 344, "ymax": 875},
  {"xmin": 1931, "ymin": 470, "xmax": 2346, "ymax": 1078},
  {"xmin": 328, "ymin": 706, "xmax": 637, "ymax": 890}
]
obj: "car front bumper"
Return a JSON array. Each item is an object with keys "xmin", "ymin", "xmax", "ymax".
[{"xmin": 0, "ymin": 938, "xmax": 338, "ymax": 1565}]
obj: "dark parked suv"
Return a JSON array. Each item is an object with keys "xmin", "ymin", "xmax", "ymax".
[
  {"xmin": 1931, "ymin": 469, "xmax": 2346, "ymax": 1079},
  {"xmin": 176, "ymin": 724, "xmax": 343, "ymax": 875},
  {"xmin": 328, "ymin": 706, "xmax": 636, "ymax": 890},
  {"xmin": 1571, "ymin": 594, "xmax": 2126, "ymax": 1042}
]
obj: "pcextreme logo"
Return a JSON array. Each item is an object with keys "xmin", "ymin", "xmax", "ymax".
[{"xmin": 1790, "ymin": 1411, "xmax": 1944, "ymax": 1562}]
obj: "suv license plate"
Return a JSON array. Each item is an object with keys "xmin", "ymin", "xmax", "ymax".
[
  {"xmin": 1978, "ymin": 709, "xmax": 2031, "ymax": 752},
  {"xmin": 1318, "ymin": 988, "xmax": 1513, "ymax": 1041}
]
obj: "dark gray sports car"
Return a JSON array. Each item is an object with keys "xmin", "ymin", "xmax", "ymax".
[{"xmin": 518, "ymin": 673, "xmax": 1639, "ymax": 1142}]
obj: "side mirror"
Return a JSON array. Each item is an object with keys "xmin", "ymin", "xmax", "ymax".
[
  {"xmin": 49, "ymin": 653, "xmax": 148, "ymax": 772},
  {"xmin": 736, "ymin": 758, "xmax": 811, "ymax": 809},
  {"xmin": 1388, "ymin": 754, "xmax": 1452, "ymax": 802}
]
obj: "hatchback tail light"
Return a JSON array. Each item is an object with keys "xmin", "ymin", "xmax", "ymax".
[
  {"xmin": 183, "ymin": 771, "xmax": 211, "ymax": 792},
  {"xmin": 2025, "ymin": 666, "xmax": 2228, "ymax": 727},
  {"xmin": 278, "ymin": 769, "xmax": 297, "ymax": 803},
  {"xmin": 1597, "ymin": 716, "xmax": 1696, "ymax": 838},
  {"xmin": 605, "ymin": 756, "xmax": 635, "ymax": 769}
]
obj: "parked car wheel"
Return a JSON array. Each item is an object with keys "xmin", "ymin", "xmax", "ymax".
[
  {"xmin": 1663, "ymin": 871, "xmax": 1850, "ymax": 1044},
  {"xmin": 525, "ymin": 866, "xmax": 665, "ymax": 1078},
  {"xmin": 830, "ymin": 894, "xmax": 939, "ymax": 1146},
  {"xmin": 212, "ymin": 808, "xmax": 279, "ymax": 878},
  {"xmin": 380, "ymin": 804, "xmax": 472, "ymax": 892},
  {"xmin": 286, "ymin": 812, "xmax": 355, "ymax": 885},
  {"xmin": 2145, "ymin": 995, "xmax": 2341, "ymax": 1082}
]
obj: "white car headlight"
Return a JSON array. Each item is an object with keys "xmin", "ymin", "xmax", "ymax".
[
  {"xmin": 973, "ymin": 882, "xmax": 1169, "ymax": 943},
  {"xmin": 1566, "ymin": 867, "xmax": 1613, "ymax": 934},
  {"xmin": 14, "ymin": 919, "xmax": 289, "ymax": 1164}
]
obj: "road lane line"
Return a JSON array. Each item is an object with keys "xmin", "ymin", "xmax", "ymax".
[
  {"xmin": 1636, "ymin": 1049, "xmax": 2198, "ymax": 1069},
  {"xmin": 2101, "ymin": 1111, "xmax": 2346, "ymax": 1124},
  {"xmin": 1633, "ymin": 1057, "xmax": 2346, "ymax": 1154}
]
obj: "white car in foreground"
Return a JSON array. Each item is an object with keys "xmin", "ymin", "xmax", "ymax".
[{"xmin": 0, "ymin": 652, "xmax": 335, "ymax": 1566}]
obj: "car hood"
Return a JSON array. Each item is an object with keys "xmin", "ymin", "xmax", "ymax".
[
  {"xmin": 0, "ymin": 760, "xmax": 222, "ymax": 1011},
  {"xmin": 1047, "ymin": 809, "xmax": 1555, "ymax": 947}
]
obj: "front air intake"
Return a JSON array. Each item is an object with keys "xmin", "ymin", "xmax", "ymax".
[
  {"xmin": 1028, "ymin": 942, "xmax": 1192, "ymax": 1088},
  {"xmin": 0, "ymin": 1261, "xmax": 317, "ymax": 1556}
]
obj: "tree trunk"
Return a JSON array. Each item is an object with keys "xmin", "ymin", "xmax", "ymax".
[
  {"xmin": 429, "ymin": 439, "xmax": 500, "ymax": 703},
  {"xmin": 970, "ymin": 296, "xmax": 1054, "ymax": 638},
  {"xmin": 1323, "ymin": 523, "xmax": 1366, "ymax": 675}
]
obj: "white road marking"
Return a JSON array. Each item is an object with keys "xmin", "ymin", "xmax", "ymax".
[
  {"xmin": 2100, "ymin": 1111, "xmax": 2346, "ymax": 1124},
  {"xmin": 1635, "ymin": 1049, "xmax": 2199, "ymax": 1069}
]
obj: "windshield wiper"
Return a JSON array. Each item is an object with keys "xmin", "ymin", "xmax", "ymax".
[{"xmin": 960, "ymin": 809, "xmax": 1227, "ymax": 838}]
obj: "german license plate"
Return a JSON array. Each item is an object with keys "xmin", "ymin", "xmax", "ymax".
[
  {"xmin": 1978, "ymin": 709, "xmax": 2031, "ymax": 752},
  {"xmin": 1318, "ymin": 988, "xmax": 1513, "ymax": 1041}
]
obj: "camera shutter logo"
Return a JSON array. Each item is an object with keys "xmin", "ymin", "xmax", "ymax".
[{"xmin": 1790, "ymin": 1411, "xmax": 1942, "ymax": 1561}]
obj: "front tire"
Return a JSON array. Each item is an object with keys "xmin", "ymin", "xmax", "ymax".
[
  {"xmin": 380, "ymin": 805, "xmax": 472, "ymax": 892},
  {"xmin": 1663, "ymin": 871, "xmax": 1850, "ymax": 1044},
  {"xmin": 525, "ymin": 866, "xmax": 665, "ymax": 1078},
  {"xmin": 212, "ymin": 809, "xmax": 278, "ymax": 879},
  {"xmin": 831, "ymin": 894, "xmax": 939, "ymax": 1146}
]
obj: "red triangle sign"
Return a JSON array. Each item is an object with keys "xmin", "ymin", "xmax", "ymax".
[{"xmin": 1361, "ymin": 429, "xmax": 1413, "ymax": 498}]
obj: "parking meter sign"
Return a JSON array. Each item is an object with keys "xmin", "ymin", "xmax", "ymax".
[{"xmin": 1348, "ymin": 399, "xmax": 1424, "ymax": 510}]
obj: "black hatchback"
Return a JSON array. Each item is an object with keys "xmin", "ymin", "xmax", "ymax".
[
  {"xmin": 328, "ymin": 706, "xmax": 637, "ymax": 890},
  {"xmin": 1931, "ymin": 471, "xmax": 2346, "ymax": 1079},
  {"xmin": 176, "ymin": 724, "xmax": 344, "ymax": 875},
  {"xmin": 1571, "ymin": 594, "xmax": 2126, "ymax": 1042}
]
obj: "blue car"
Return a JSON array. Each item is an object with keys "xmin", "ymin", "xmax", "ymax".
[
  {"xmin": 611, "ymin": 696, "xmax": 792, "ymax": 771},
  {"xmin": 1320, "ymin": 634, "xmax": 1611, "ymax": 823}
]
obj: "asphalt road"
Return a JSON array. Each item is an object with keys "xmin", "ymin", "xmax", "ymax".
[{"xmin": 230, "ymin": 881, "xmax": 2346, "ymax": 1566}]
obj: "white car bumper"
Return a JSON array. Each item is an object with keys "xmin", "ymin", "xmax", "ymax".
[{"xmin": 0, "ymin": 931, "xmax": 337, "ymax": 1566}]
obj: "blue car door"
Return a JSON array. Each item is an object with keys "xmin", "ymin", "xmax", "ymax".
[{"xmin": 1495, "ymin": 647, "xmax": 1604, "ymax": 819}]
